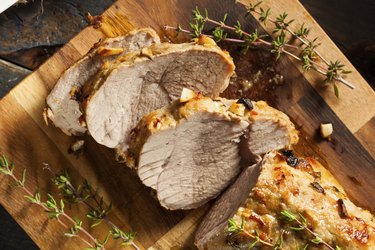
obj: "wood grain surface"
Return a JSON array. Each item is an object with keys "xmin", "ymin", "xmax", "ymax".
[{"xmin": 0, "ymin": 0, "xmax": 374, "ymax": 249}]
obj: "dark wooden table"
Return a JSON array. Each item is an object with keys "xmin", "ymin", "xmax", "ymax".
[{"xmin": 0, "ymin": 0, "xmax": 374, "ymax": 249}]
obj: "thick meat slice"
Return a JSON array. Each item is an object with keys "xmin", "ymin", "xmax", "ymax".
[
  {"xmin": 244, "ymin": 101, "xmax": 299, "ymax": 155},
  {"xmin": 46, "ymin": 28, "xmax": 160, "ymax": 135},
  {"xmin": 129, "ymin": 92, "xmax": 298, "ymax": 210},
  {"xmin": 130, "ymin": 95, "xmax": 249, "ymax": 210},
  {"xmin": 220, "ymin": 99, "xmax": 299, "ymax": 158},
  {"xmin": 195, "ymin": 151, "xmax": 375, "ymax": 249},
  {"xmin": 83, "ymin": 37, "xmax": 235, "ymax": 150},
  {"xmin": 195, "ymin": 162, "xmax": 262, "ymax": 250}
]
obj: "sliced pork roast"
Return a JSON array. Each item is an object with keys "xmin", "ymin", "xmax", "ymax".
[
  {"xmin": 82, "ymin": 36, "xmax": 235, "ymax": 151},
  {"xmin": 129, "ymin": 90, "xmax": 298, "ymax": 210},
  {"xmin": 130, "ymin": 94, "xmax": 249, "ymax": 210},
  {"xmin": 45, "ymin": 28, "xmax": 160, "ymax": 135},
  {"xmin": 220, "ymin": 99, "xmax": 299, "ymax": 160},
  {"xmin": 195, "ymin": 151, "xmax": 375, "ymax": 249}
]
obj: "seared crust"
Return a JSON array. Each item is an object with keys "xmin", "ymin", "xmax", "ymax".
[
  {"xmin": 197, "ymin": 151, "xmax": 375, "ymax": 249},
  {"xmin": 234, "ymin": 152, "xmax": 375, "ymax": 249},
  {"xmin": 128, "ymin": 93, "xmax": 299, "ymax": 210},
  {"xmin": 83, "ymin": 36, "xmax": 235, "ymax": 104},
  {"xmin": 221, "ymin": 99, "xmax": 299, "ymax": 148}
]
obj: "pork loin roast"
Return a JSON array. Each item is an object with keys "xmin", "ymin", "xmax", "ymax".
[
  {"xmin": 195, "ymin": 151, "xmax": 375, "ymax": 249},
  {"xmin": 129, "ymin": 91, "xmax": 298, "ymax": 210},
  {"xmin": 221, "ymin": 99, "xmax": 299, "ymax": 161},
  {"xmin": 46, "ymin": 28, "xmax": 160, "ymax": 135},
  {"xmin": 130, "ymin": 94, "xmax": 249, "ymax": 210},
  {"xmin": 83, "ymin": 36, "xmax": 235, "ymax": 151}
]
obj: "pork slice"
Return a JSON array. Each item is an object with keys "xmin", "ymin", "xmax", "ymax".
[
  {"xmin": 45, "ymin": 28, "xmax": 160, "ymax": 135},
  {"xmin": 218, "ymin": 98, "xmax": 298, "ymax": 162},
  {"xmin": 129, "ymin": 95, "xmax": 249, "ymax": 210},
  {"xmin": 129, "ymin": 91, "xmax": 299, "ymax": 210},
  {"xmin": 195, "ymin": 151, "xmax": 375, "ymax": 249},
  {"xmin": 83, "ymin": 37, "xmax": 235, "ymax": 150},
  {"xmin": 245, "ymin": 101, "xmax": 299, "ymax": 155},
  {"xmin": 195, "ymin": 162, "xmax": 262, "ymax": 250}
]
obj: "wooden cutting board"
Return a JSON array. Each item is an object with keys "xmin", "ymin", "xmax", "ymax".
[{"xmin": 1, "ymin": 0, "xmax": 375, "ymax": 249}]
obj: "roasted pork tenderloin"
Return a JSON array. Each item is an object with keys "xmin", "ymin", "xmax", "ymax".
[
  {"xmin": 82, "ymin": 37, "xmax": 235, "ymax": 151},
  {"xmin": 46, "ymin": 28, "xmax": 160, "ymax": 135},
  {"xmin": 129, "ymin": 90, "xmax": 298, "ymax": 210},
  {"xmin": 195, "ymin": 151, "xmax": 375, "ymax": 249}
]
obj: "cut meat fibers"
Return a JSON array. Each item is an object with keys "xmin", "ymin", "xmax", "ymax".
[
  {"xmin": 46, "ymin": 28, "xmax": 160, "ymax": 135},
  {"xmin": 221, "ymin": 99, "xmax": 299, "ymax": 158},
  {"xmin": 130, "ymin": 95, "xmax": 248, "ymax": 210},
  {"xmin": 83, "ymin": 36, "xmax": 235, "ymax": 150},
  {"xmin": 195, "ymin": 151, "xmax": 375, "ymax": 249},
  {"xmin": 129, "ymin": 92, "xmax": 298, "ymax": 210}
]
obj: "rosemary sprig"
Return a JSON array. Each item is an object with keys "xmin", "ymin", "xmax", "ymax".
[
  {"xmin": 0, "ymin": 156, "xmax": 99, "ymax": 249},
  {"xmin": 49, "ymin": 167, "xmax": 139, "ymax": 250},
  {"xmin": 280, "ymin": 210, "xmax": 341, "ymax": 250},
  {"xmin": 165, "ymin": 3, "xmax": 355, "ymax": 98}
]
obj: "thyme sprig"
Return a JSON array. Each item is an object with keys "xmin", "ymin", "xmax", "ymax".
[
  {"xmin": 226, "ymin": 218, "xmax": 282, "ymax": 249},
  {"xmin": 247, "ymin": 1, "xmax": 354, "ymax": 93},
  {"xmin": 164, "ymin": 2, "xmax": 355, "ymax": 97},
  {"xmin": 49, "ymin": 167, "xmax": 139, "ymax": 249},
  {"xmin": 280, "ymin": 210, "xmax": 341, "ymax": 250},
  {"xmin": 225, "ymin": 211, "xmax": 342, "ymax": 250},
  {"xmin": 0, "ymin": 156, "xmax": 139, "ymax": 250},
  {"xmin": 0, "ymin": 156, "xmax": 99, "ymax": 249}
]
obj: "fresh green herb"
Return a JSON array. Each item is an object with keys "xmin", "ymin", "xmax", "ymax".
[
  {"xmin": 65, "ymin": 218, "xmax": 83, "ymax": 238},
  {"xmin": 110, "ymin": 226, "xmax": 136, "ymax": 246},
  {"xmin": 271, "ymin": 32, "xmax": 287, "ymax": 60},
  {"xmin": 295, "ymin": 23, "xmax": 310, "ymax": 38},
  {"xmin": 281, "ymin": 210, "xmax": 339, "ymax": 250},
  {"xmin": 50, "ymin": 167, "xmax": 139, "ymax": 249},
  {"xmin": 297, "ymin": 244, "xmax": 309, "ymax": 250},
  {"xmin": 273, "ymin": 12, "xmax": 294, "ymax": 34},
  {"xmin": 247, "ymin": 1, "xmax": 263, "ymax": 13},
  {"xmin": 226, "ymin": 217, "xmax": 278, "ymax": 248},
  {"xmin": 258, "ymin": 7, "xmax": 271, "ymax": 24},
  {"xmin": 44, "ymin": 193, "xmax": 65, "ymax": 219},
  {"xmin": 85, "ymin": 233, "xmax": 110, "ymax": 250},
  {"xmin": 274, "ymin": 232, "xmax": 284, "ymax": 250},
  {"xmin": 1, "ymin": 156, "xmax": 139, "ymax": 250},
  {"xmin": 164, "ymin": 2, "xmax": 355, "ymax": 97},
  {"xmin": 24, "ymin": 192, "xmax": 41, "ymax": 204},
  {"xmin": 0, "ymin": 156, "xmax": 99, "ymax": 249}
]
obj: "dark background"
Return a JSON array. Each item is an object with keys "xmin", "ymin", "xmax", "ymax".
[{"xmin": 0, "ymin": 0, "xmax": 374, "ymax": 249}]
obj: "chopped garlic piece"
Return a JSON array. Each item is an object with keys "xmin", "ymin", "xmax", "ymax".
[
  {"xmin": 42, "ymin": 107, "xmax": 53, "ymax": 126},
  {"xmin": 228, "ymin": 103, "xmax": 245, "ymax": 116},
  {"xmin": 196, "ymin": 35, "xmax": 216, "ymax": 47},
  {"xmin": 140, "ymin": 47, "xmax": 153, "ymax": 59},
  {"xmin": 69, "ymin": 140, "xmax": 85, "ymax": 155},
  {"xmin": 320, "ymin": 123, "xmax": 333, "ymax": 139},
  {"xmin": 97, "ymin": 47, "xmax": 124, "ymax": 57},
  {"xmin": 180, "ymin": 88, "xmax": 196, "ymax": 103}
]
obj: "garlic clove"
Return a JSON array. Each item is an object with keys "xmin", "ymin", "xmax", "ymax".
[
  {"xmin": 320, "ymin": 123, "xmax": 333, "ymax": 139},
  {"xmin": 180, "ymin": 88, "xmax": 196, "ymax": 103}
]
